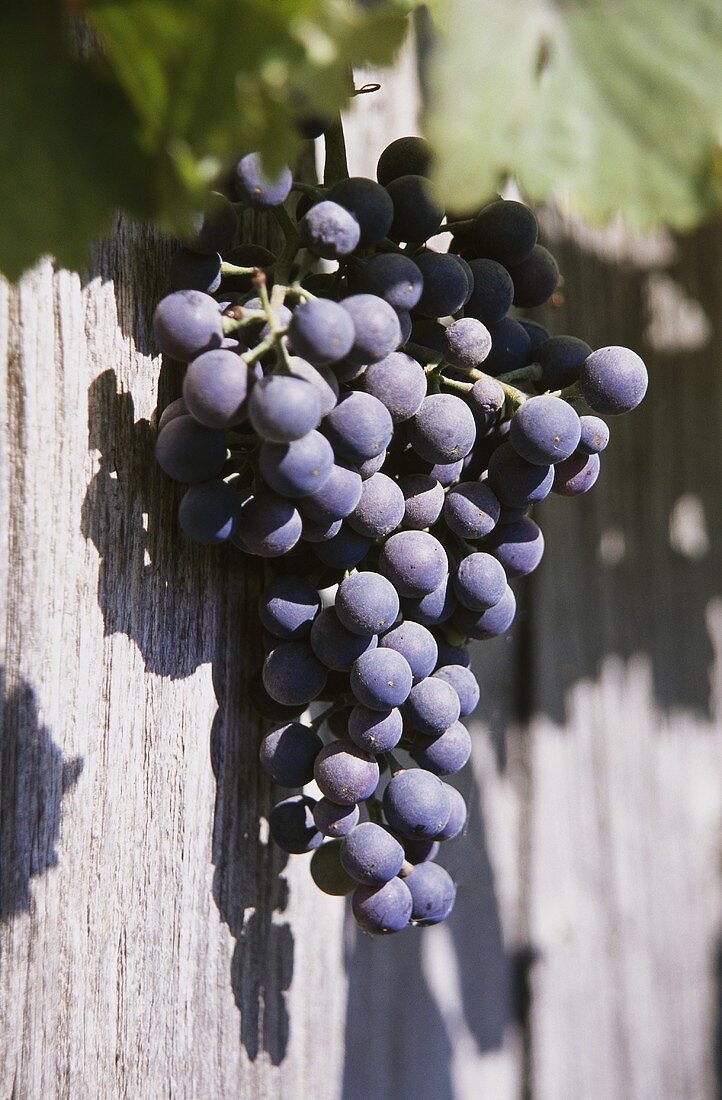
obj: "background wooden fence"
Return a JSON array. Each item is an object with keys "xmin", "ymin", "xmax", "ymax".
[{"xmin": 1, "ymin": 42, "xmax": 721, "ymax": 1100}]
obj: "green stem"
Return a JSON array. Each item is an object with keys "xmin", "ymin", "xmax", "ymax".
[
  {"xmin": 444, "ymin": 218, "xmax": 474, "ymax": 235},
  {"xmin": 323, "ymin": 114, "xmax": 349, "ymax": 186},
  {"xmin": 437, "ymin": 372, "xmax": 472, "ymax": 395},
  {"xmin": 557, "ymin": 380, "xmax": 583, "ymax": 402},
  {"xmin": 496, "ymin": 363, "xmax": 542, "ymax": 385},
  {"xmin": 221, "ymin": 310, "xmax": 266, "ymax": 333},
  {"xmin": 242, "ymin": 335, "xmax": 275, "ymax": 366},
  {"xmin": 220, "ymin": 261, "xmax": 270, "ymax": 277},
  {"xmin": 271, "ymin": 206, "xmax": 301, "ymax": 284},
  {"xmin": 291, "ymin": 181, "xmax": 327, "ymax": 200}
]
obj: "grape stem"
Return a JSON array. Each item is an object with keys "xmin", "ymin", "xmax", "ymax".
[
  {"xmin": 443, "ymin": 218, "xmax": 474, "ymax": 235},
  {"xmin": 323, "ymin": 113, "xmax": 349, "ymax": 186},
  {"xmin": 496, "ymin": 363, "xmax": 542, "ymax": 385},
  {"xmin": 221, "ymin": 309, "xmax": 266, "ymax": 334},
  {"xmin": 291, "ymin": 181, "xmax": 327, "ymax": 201},
  {"xmin": 220, "ymin": 261, "xmax": 272, "ymax": 277}
]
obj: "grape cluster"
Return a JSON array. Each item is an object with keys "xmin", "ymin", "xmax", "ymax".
[{"xmin": 153, "ymin": 134, "xmax": 648, "ymax": 935}]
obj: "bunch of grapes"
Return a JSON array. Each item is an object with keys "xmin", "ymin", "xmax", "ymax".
[{"xmin": 152, "ymin": 133, "xmax": 648, "ymax": 935}]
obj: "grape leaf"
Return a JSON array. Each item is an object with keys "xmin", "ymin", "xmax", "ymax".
[{"xmin": 425, "ymin": 0, "xmax": 722, "ymax": 228}]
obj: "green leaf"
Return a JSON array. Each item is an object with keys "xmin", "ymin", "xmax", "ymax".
[{"xmin": 426, "ymin": 0, "xmax": 722, "ymax": 229}]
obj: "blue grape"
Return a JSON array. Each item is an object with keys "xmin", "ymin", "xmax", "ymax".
[
  {"xmin": 186, "ymin": 191, "xmax": 238, "ymax": 254},
  {"xmin": 248, "ymin": 374, "xmax": 321, "ymax": 442},
  {"xmin": 350, "ymin": 648, "xmax": 413, "ymax": 710},
  {"xmin": 443, "ymin": 317, "xmax": 492, "ymax": 369},
  {"xmin": 341, "ymin": 822, "xmax": 404, "ymax": 885},
  {"xmin": 250, "ymin": 670, "xmax": 305, "ymax": 722},
  {"xmin": 352, "ymin": 878, "xmax": 412, "ymax": 935},
  {"xmin": 313, "ymin": 741, "xmax": 380, "ymax": 805},
  {"xmin": 520, "ymin": 319, "xmax": 550, "ymax": 354},
  {"xmin": 340, "ymin": 294, "xmax": 402, "ymax": 366},
  {"xmin": 379, "ymin": 530, "xmax": 448, "ymax": 597},
  {"xmin": 310, "ymin": 607, "xmax": 377, "ymax": 671},
  {"xmin": 534, "ymin": 335, "xmax": 592, "ymax": 390},
  {"xmin": 406, "ymin": 862, "xmax": 456, "ymax": 924},
  {"xmin": 287, "ymin": 298, "xmax": 355, "ymax": 366},
  {"xmin": 310, "ymin": 841, "xmax": 357, "ymax": 896},
  {"xmin": 465, "ymin": 259, "xmax": 514, "ymax": 325},
  {"xmin": 403, "ymin": 574, "xmax": 457, "ymax": 626},
  {"xmin": 383, "ymin": 769, "xmax": 451, "ymax": 838},
  {"xmin": 300, "ymin": 200, "xmax": 361, "ymax": 259},
  {"xmin": 169, "ymin": 248, "xmax": 221, "ymax": 293},
  {"xmin": 487, "ymin": 442, "xmax": 554, "ymax": 508},
  {"xmin": 157, "ymin": 397, "xmax": 188, "ymax": 433},
  {"xmin": 580, "ymin": 346, "xmax": 648, "ymax": 414},
  {"xmin": 234, "ymin": 152, "xmax": 292, "ymax": 208},
  {"xmin": 411, "ymin": 720, "xmax": 471, "ymax": 776},
  {"xmin": 471, "ymin": 199, "xmax": 538, "ymax": 267},
  {"xmin": 183, "ymin": 349, "xmax": 251, "ymax": 428},
  {"xmin": 552, "ymin": 451, "xmax": 601, "ymax": 496},
  {"xmin": 287, "ymin": 356, "xmax": 339, "ymax": 416},
  {"xmin": 361, "ymin": 352, "xmax": 427, "ymax": 423},
  {"xmin": 483, "ymin": 517, "xmax": 545, "ymax": 578},
  {"xmin": 336, "ymin": 571, "xmax": 400, "ymax": 636},
  {"xmin": 323, "ymin": 390, "xmax": 393, "ymax": 463},
  {"xmin": 236, "ymin": 491, "xmax": 302, "ymax": 557},
  {"xmin": 411, "ymin": 317, "xmax": 446, "ymax": 355},
  {"xmin": 414, "ymin": 252, "xmax": 470, "ymax": 317},
  {"xmin": 379, "ymin": 621, "xmax": 438, "ymax": 681},
  {"xmin": 433, "ymin": 637, "xmax": 471, "ymax": 668},
  {"xmin": 443, "ymin": 482, "xmax": 500, "ymax": 540},
  {"xmin": 347, "ymin": 705, "xmax": 403, "ymax": 753},
  {"xmin": 399, "ymin": 474, "xmax": 445, "ymax": 530},
  {"xmin": 259, "ymin": 721, "xmax": 323, "ymax": 786},
  {"xmin": 376, "ymin": 136, "xmax": 432, "ymax": 186},
  {"xmin": 433, "ymin": 665, "xmax": 480, "ymax": 717},
  {"xmin": 357, "ymin": 253, "xmax": 423, "ymax": 310},
  {"xmin": 258, "ymin": 576, "xmax": 320, "ymax": 640},
  {"xmin": 155, "ymin": 415, "xmax": 227, "ymax": 483},
  {"xmin": 404, "ymin": 675, "xmax": 461, "ymax": 736},
  {"xmin": 455, "ymin": 255, "xmax": 474, "ymax": 303},
  {"xmin": 578, "ymin": 415, "xmax": 610, "ymax": 455},
  {"xmin": 510, "ymin": 395, "xmax": 581, "ymax": 465},
  {"xmin": 269, "ymin": 795, "xmax": 322, "ymax": 854},
  {"xmin": 328, "ymin": 177, "xmax": 394, "ymax": 248},
  {"xmin": 454, "ymin": 552, "xmax": 507, "ymax": 611},
  {"xmin": 263, "ymin": 642, "xmax": 328, "ymax": 706},
  {"xmin": 396, "ymin": 308, "xmax": 413, "ymax": 346},
  {"xmin": 430, "ymin": 458, "xmax": 465, "ymax": 486},
  {"xmin": 409, "ymin": 394, "xmax": 476, "ymax": 464},
  {"xmin": 314, "ymin": 525, "xmax": 372, "ymax": 570},
  {"xmin": 453, "ymin": 584, "xmax": 516, "ymax": 640},
  {"xmin": 437, "ymin": 785, "xmax": 468, "ymax": 839},
  {"xmin": 259, "ymin": 430, "xmax": 334, "ymax": 498},
  {"xmin": 313, "ymin": 799, "xmax": 360, "ymax": 839},
  {"xmin": 301, "ymin": 515, "xmax": 342, "ymax": 543},
  {"xmin": 484, "ymin": 317, "xmax": 532, "ymax": 374},
  {"xmin": 386, "ymin": 175, "xmax": 444, "ymax": 243},
  {"xmin": 301, "ymin": 462, "xmax": 362, "ymax": 523},
  {"xmin": 347, "ymin": 472, "xmax": 405, "ymax": 539},
  {"xmin": 357, "ymin": 449, "xmax": 387, "ymax": 480},
  {"xmin": 509, "ymin": 245, "xmax": 559, "ymax": 307},
  {"xmin": 153, "ymin": 290, "xmax": 223, "ymax": 362},
  {"xmin": 178, "ymin": 479, "xmax": 240, "ymax": 544},
  {"xmin": 398, "ymin": 835, "xmax": 440, "ymax": 864}
]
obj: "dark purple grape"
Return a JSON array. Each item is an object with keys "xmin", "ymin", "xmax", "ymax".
[
  {"xmin": 443, "ymin": 317, "xmax": 492, "ymax": 369},
  {"xmin": 379, "ymin": 621, "xmax": 438, "ymax": 681},
  {"xmin": 465, "ymin": 259, "xmax": 514, "ymax": 325},
  {"xmin": 433, "ymin": 665, "xmax": 479, "ymax": 717},
  {"xmin": 178, "ymin": 479, "xmax": 241, "ymax": 544},
  {"xmin": 300, "ymin": 462, "xmax": 362, "ymax": 523},
  {"xmin": 157, "ymin": 397, "xmax": 188, "ymax": 433},
  {"xmin": 577, "ymin": 415, "xmax": 610, "ymax": 455},
  {"xmin": 314, "ymin": 741, "xmax": 380, "ymax": 805},
  {"xmin": 336, "ymin": 571, "xmax": 400, "ymax": 636},
  {"xmin": 404, "ymin": 676, "xmax": 461, "ymax": 736},
  {"xmin": 414, "ymin": 252, "xmax": 469, "ymax": 317},
  {"xmin": 248, "ymin": 374, "xmax": 321, "ymax": 442},
  {"xmin": 259, "ymin": 431, "xmax": 334, "ymax": 498},
  {"xmin": 314, "ymin": 525, "xmax": 373, "ymax": 570},
  {"xmin": 313, "ymin": 799, "xmax": 360, "ymax": 839},
  {"xmin": 534, "ymin": 335, "xmax": 592, "ymax": 391},
  {"xmin": 350, "ymin": 648, "xmax": 413, "ymax": 710},
  {"xmin": 352, "ymin": 878, "xmax": 412, "ymax": 935},
  {"xmin": 383, "ymin": 769, "xmax": 451, "ymax": 838},
  {"xmin": 286, "ymin": 356, "xmax": 339, "ymax": 416},
  {"xmin": 259, "ymin": 722, "xmax": 323, "ymax": 786},
  {"xmin": 453, "ymin": 584, "xmax": 516, "ymax": 640},
  {"xmin": 323, "ymin": 390, "xmax": 393, "ymax": 463},
  {"xmin": 437, "ymin": 785, "xmax": 468, "ymax": 839},
  {"xmin": 510, "ymin": 395, "xmax": 581, "ymax": 465},
  {"xmin": 471, "ymin": 199, "xmax": 538, "ymax": 267},
  {"xmin": 185, "ymin": 191, "xmax": 238, "ymax": 254},
  {"xmin": 341, "ymin": 822, "xmax": 404, "ymax": 885},
  {"xmin": 155, "ymin": 415, "xmax": 227, "ymax": 483},
  {"xmin": 520, "ymin": 319, "xmax": 550, "ymax": 355},
  {"xmin": 300, "ymin": 200, "xmax": 361, "ymax": 259},
  {"xmin": 153, "ymin": 290, "xmax": 223, "ymax": 362},
  {"xmin": 579, "ymin": 346, "xmax": 648, "ymax": 414},
  {"xmin": 403, "ymin": 574, "xmax": 457, "ymax": 627},
  {"xmin": 484, "ymin": 317, "xmax": 532, "ymax": 374},
  {"xmin": 386, "ymin": 175, "xmax": 444, "ymax": 243},
  {"xmin": 509, "ymin": 245, "xmax": 559, "ymax": 307},
  {"xmin": 287, "ymin": 298, "xmax": 356, "ymax": 366},
  {"xmin": 454, "ymin": 552, "xmax": 508, "ymax": 611},
  {"xmin": 183, "ymin": 349, "xmax": 251, "ymax": 428},
  {"xmin": 340, "ymin": 294, "xmax": 402, "ymax": 366},
  {"xmin": 258, "ymin": 576, "xmax": 320, "ymax": 640},
  {"xmin": 376, "ymin": 136, "xmax": 432, "ymax": 186},
  {"xmin": 347, "ymin": 472, "xmax": 405, "ymax": 539},
  {"xmin": 328, "ymin": 177, "xmax": 394, "ymax": 248},
  {"xmin": 409, "ymin": 394, "xmax": 476, "ymax": 464},
  {"xmin": 552, "ymin": 452, "xmax": 601, "ymax": 496},
  {"xmin": 411, "ymin": 720, "xmax": 471, "ymax": 776},
  {"xmin": 443, "ymin": 482, "xmax": 500, "ymax": 540},
  {"xmin": 483, "ymin": 517, "xmax": 545, "ymax": 578},
  {"xmin": 361, "ymin": 352, "xmax": 427, "ymax": 423},
  {"xmin": 406, "ymin": 862, "xmax": 456, "ymax": 924},
  {"xmin": 234, "ymin": 152, "xmax": 292, "ymax": 208},
  {"xmin": 347, "ymin": 705, "xmax": 403, "ymax": 753},
  {"xmin": 236, "ymin": 491, "xmax": 302, "ymax": 557},
  {"xmin": 357, "ymin": 253, "xmax": 424, "ymax": 311},
  {"xmin": 310, "ymin": 841, "xmax": 356, "ymax": 896},
  {"xmin": 310, "ymin": 608, "xmax": 377, "ymax": 672},
  {"xmin": 169, "ymin": 248, "xmax": 221, "ymax": 294},
  {"xmin": 433, "ymin": 637, "xmax": 471, "ymax": 668},
  {"xmin": 379, "ymin": 530, "xmax": 448, "ymax": 598},
  {"xmin": 487, "ymin": 442, "xmax": 554, "ymax": 508},
  {"xmin": 263, "ymin": 642, "xmax": 328, "ymax": 706},
  {"xmin": 399, "ymin": 474, "xmax": 445, "ymax": 530}
]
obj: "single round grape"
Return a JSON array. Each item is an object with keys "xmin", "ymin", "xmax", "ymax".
[
  {"xmin": 313, "ymin": 741, "xmax": 380, "ymax": 806},
  {"xmin": 347, "ymin": 705, "xmax": 403, "ymax": 753},
  {"xmin": 269, "ymin": 794, "xmax": 322, "ymax": 854},
  {"xmin": 352, "ymin": 878, "xmax": 412, "ymax": 935},
  {"xmin": 328, "ymin": 177, "xmax": 394, "ymax": 248},
  {"xmin": 323, "ymin": 390, "xmax": 393, "ymax": 463},
  {"xmin": 409, "ymin": 394, "xmax": 476, "ymax": 464},
  {"xmin": 433, "ymin": 665, "xmax": 480, "ymax": 717},
  {"xmin": 350, "ymin": 648, "xmax": 413, "ymax": 710},
  {"xmin": 169, "ymin": 248, "xmax": 221, "ymax": 293},
  {"xmin": 379, "ymin": 621, "xmax": 438, "ymax": 681},
  {"xmin": 578, "ymin": 415, "xmax": 610, "ymax": 455},
  {"xmin": 454, "ymin": 583, "xmax": 517, "ymax": 640},
  {"xmin": 430, "ymin": 458, "xmax": 465, "ymax": 486},
  {"xmin": 234, "ymin": 152, "xmax": 292, "ymax": 208},
  {"xmin": 287, "ymin": 298, "xmax": 356, "ymax": 367},
  {"xmin": 443, "ymin": 317, "xmax": 492, "ymax": 369},
  {"xmin": 178, "ymin": 480, "xmax": 240, "ymax": 544},
  {"xmin": 483, "ymin": 516, "xmax": 545, "ymax": 578},
  {"xmin": 336, "ymin": 571, "xmax": 400, "ymax": 636},
  {"xmin": 484, "ymin": 317, "xmax": 532, "ymax": 374},
  {"xmin": 258, "ymin": 576, "xmax": 320, "ymax": 640},
  {"xmin": 386, "ymin": 175, "xmax": 444, "ymax": 243},
  {"xmin": 313, "ymin": 525, "xmax": 372, "ymax": 570},
  {"xmin": 471, "ymin": 199, "xmax": 538, "ymax": 267},
  {"xmin": 299, "ymin": 200, "xmax": 361, "ymax": 259},
  {"xmin": 259, "ymin": 721, "xmax": 323, "ymax": 787},
  {"xmin": 383, "ymin": 769, "xmax": 451, "ymax": 838},
  {"xmin": 404, "ymin": 676, "xmax": 461, "ymax": 736},
  {"xmin": 552, "ymin": 451, "xmax": 601, "ymax": 496},
  {"xmin": 414, "ymin": 252, "xmax": 470, "ymax": 318},
  {"xmin": 443, "ymin": 482, "xmax": 500, "ymax": 540},
  {"xmin": 339, "ymin": 294, "xmax": 402, "ymax": 366},
  {"xmin": 250, "ymin": 669, "xmax": 305, "ymax": 722},
  {"xmin": 433, "ymin": 637, "xmax": 471, "ymax": 669},
  {"xmin": 487, "ymin": 442, "xmax": 554, "ymax": 508},
  {"xmin": 347, "ymin": 472, "xmax": 405, "ymax": 539},
  {"xmin": 397, "ymin": 834, "xmax": 440, "ymax": 864},
  {"xmin": 406, "ymin": 862, "xmax": 457, "ymax": 924},
  {"xmin": 379, "ymin": 530, "xmax": 448, "ymax": 598},
  {"xmin": 313, "ymin": 799, "xmax": 360, "ymax": 839},
  {"xmin": 302, "ymin": 515, "xmax": 342, "ymax": 543},
  {"xmin": 310, "ymin": 607, "xmax": 377, "ymax": 671},
  {"xmin": 534, "ymin": 335, "xmax": 592, "ymax": 391},
  {"xmin": 403, "ymin": 574, "xmax": 457, "ymax": 626},
  {"xmin": 580, "ymin": 346, "xmax": 648, "ymax": 414},
  {"xmin": 286, "ymin": 356, "xmax": 339, "ymax": 417},
  {"xmin": 263, "ymin": 642, "xmax": 328, "ymax": 706},
  {"xmin": 510, "ymin": 395, "xmax": 581, "ymax": 465},
  {"xmin": 357, "ymin": 253, "xmax": 424, "ymax": 311},
  {"xmin": 357, "ymin": 451, "xmax": 387, "ymax": 479},
  {"xmin": 155, "ymin": 415, "xmax": 227, "ymax": 483},
  {"xmin": 509, "ymin": 245, "xmax": 559, "ymax": 308},
  {"xmin": 249, "ymin": 374, "xmax": 321, "ymax": 443},
  {"xmin": 153, "ymin": 290, "xmax": 223, "ymax": 362},
  {"xmin": 411, "ymin": 719, "xmax": 471, "ymax": 776},
  {"xmin": 310, "ymin": 841, "xmax": 357, "ymax": 896},
  {"xmin": 437, "ymin": 785, "xmax": 468, "ymax": 839},
  {"xmin": 236, "ymin": 491, "xmax": 302, "ymax": 557},
  {"xmin": 185, "ymin": 191, "xmax": 238, "ymax": 254},
  {"xmin": 341, "ymin": 822, "xmax": 404, "ymax": 886},
  {"xmin": 259, "ymin": 430, "xmax": 334, "ymax": 498},
  {"xmin": 520, "ymin": 319, "xmax": 551, "ymax": 354},
  {"xmin": 399, "ymin": 474, "xmax": 445, "ymax": 530},
  {"xmin": 465, "ymin": 259, "xmax": 515, "ymax": 325},
  {"xmin": 376, "ymin": 135, "xmax": 432, "ymax": 186},
  {"xmin": 361, "ymin": 352, "xmax": 427, "ymax": 423},
  {"xmin": 183, "ymin": 350, "xmax": 250, "ymax": 429},
  {"xmin": 300, "ymin": 462, "xmax": 362, "ymax": 524}
]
